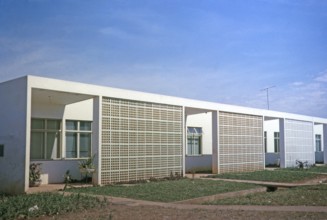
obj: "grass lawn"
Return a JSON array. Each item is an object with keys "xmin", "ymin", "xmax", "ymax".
[
  {"xmin": 0, "ymin": 192, "xmax": 107, "ymax": 219},
  {"xmin": 283, "ymin": 165, "xmax": 327, "ymax": 173},
  {"xmin": 68, "ymin": 179, "xmax": 258, "ymax": 202},
  {"xmin": 210, "ymin": 170, "xmax": 325, "ymax": 183},
  {"xmin": 205, "ymin": 184, "xmax": 327, "ymax": 206}
]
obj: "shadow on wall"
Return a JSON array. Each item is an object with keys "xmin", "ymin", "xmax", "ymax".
[
  {"xmin": 265, "ymin": 153, "xmax": 280, "ymax": 167},
  {"xmin": 31, "ymin": 160, "xmax": 82, "ymax": 184},
  {"xmin": 315, "ymin": 151, "xmax": 324, "ymax": 163},
  {"xmin": 185, "ymin": 155, "xmax": 212, "ymax": 173}
]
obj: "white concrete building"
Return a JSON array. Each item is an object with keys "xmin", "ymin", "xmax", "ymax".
[{"xmin": 0, "ymin": 75, "xmax": 326, "ymax": 194}]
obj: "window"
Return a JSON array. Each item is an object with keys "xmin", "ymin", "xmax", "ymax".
[
  {"xmin": 30, "ymin": 119, "xmax": 61, "ymax": 160},
  {"xmin": 264, "ymin": 131, "xmax": 267, "ymax": 153},
  {"xmin": 274, "ymin": 132, "xmax": 280, "ymax": 153},
  {"xmin": 187, "ymin": 127, "xmax": 202, "ymax": 155},
  {"xmin": 0, "ymin": 144, "xmax": 4, "ymax": 157},
  {"xmin": 316, "ymin": 134, "xmax": 322, "ymax": 152},
  {"xmin": 66, "ymin": 120, "xmax": 92, "ymax": 158}
]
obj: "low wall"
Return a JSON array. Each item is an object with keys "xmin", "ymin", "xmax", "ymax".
[
  {"xmin": 315, "ymin": 152, "xmax": 324, "ymax": 163},
  {"xmin": 185, "ymin": 155, "xmax": 212, "ymax": 173},
  {"xmin": 31, "ymin": 160, "xmax": 84, "ymax": 184},
  {"xmin": 265, "ymin": 153, "xmax": 280, "ymax": 166}
]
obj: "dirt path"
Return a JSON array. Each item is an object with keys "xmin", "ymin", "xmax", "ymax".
[
  {"xmin": 37, "ymin": 202, "xmax": 327, "ymax": 220},
  {"xmin": 32, "ymin": 175, "xmax": 327, "ymax": 219}
]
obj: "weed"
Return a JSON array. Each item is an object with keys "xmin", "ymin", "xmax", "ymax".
[{"xmin": 0, "ymin": 192, "xmax": 108, "ymax": 219}]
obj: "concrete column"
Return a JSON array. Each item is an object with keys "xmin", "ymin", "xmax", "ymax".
[
  {"xmin": 92, "ymin": 96, "xmax": 102, "ymax": 185},
  {"xmin": 182, "ymin": 107, "xmax": 186, "ymax": 176},
  {"xmin": 25, "ymin": 85, "xmax": 32, "ymax": 193},
  {"xmin": 212, "ymin": 111, "xmax": 219, "ymax": 174},
  {"xmin": 324, "ymin": 124, "xmax": 327, "ymax": 164},
  {"xmin": 279, "ymin": 118, "xmax": 286, "ymax": 168}
]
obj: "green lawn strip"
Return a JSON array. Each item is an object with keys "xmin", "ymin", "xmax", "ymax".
[
  {"xmin": 205, "ymin": 184, "xmax": 327, "ymax": 206},
  {"xmin": 282, "ymin": 165, "xmax": 327, "ymax": 174},
  {"xmin": 68, "ymin": 179, "xmax": 259, "ymax": 202},
  {"xmin": 0, "ymin": 192, "xmax": 107, "ymax": 219},
  {"xmin": 210, "ymin": 170, "xmax": 323, "ymax": 183}
]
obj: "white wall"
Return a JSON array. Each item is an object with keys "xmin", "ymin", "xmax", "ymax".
[
  {"xmin": 32, "ymin": 99, "xmax": 93, "ymax": 120},
  {"xmin": 264, "ymin": 119, "xmax": 279, "ymax": 153},
  {"xmin": 186, "ymin": 112, "xmax": 212, "ymax": 155},
  {"xmin": 31, "ymin": 160, "xmax": 82, "ymax": 183},
  {"xmin": 64, "ymin": 99, "xmax": 93, "ymax": 120},
  {"xmin": 0, "ymin": 77, "xmax": 29, "ymax": 194}
]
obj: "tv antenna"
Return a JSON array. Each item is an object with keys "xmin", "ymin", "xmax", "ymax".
[{"xmin": 261, "ymin": 86, "xmax": 275, "ymax": 110}]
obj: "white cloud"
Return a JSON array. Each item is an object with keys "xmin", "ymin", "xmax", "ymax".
[
  {"xmin": 291, "ymin": 81, "xmax": 304, "ymax": 86},
  {"xmin": 315, "ymin": 71, "xmax": 327, "ymax": 83}
]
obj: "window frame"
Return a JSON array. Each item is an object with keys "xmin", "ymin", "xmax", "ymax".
[
  {"xmin": 30, "ymin": 118, "xmax": 61, "ymax": 160},
  {"xmin": 264, "ymin": 131, "xmax": 267, "ymax": 153},
  {"xmin": 187, "ymin": 127, "xmax": 203, "ymax": 156},
  {"xmin": 0, "ymin": 144, "xmax": 4, "ymax": 157},
  {"xmin": 315, "ymin": 134, "xmax": 322, "ymax": 152},
  {"xmin": 65, "ymin": 120, "xmax": 92, "ymax": 159},
  {"xmin": 274, "ymin": 132, "xmax": 280, "ymax": 153}
]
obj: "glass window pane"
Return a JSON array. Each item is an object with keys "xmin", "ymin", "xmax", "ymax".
[
  {"xmin": 46, "ymin": 132, "xmax": 60, "ymax": 159},
  {"xmin": 66, "ymin": 132, "xmax": 77, "ymax": 158},
  {"xmin": 80, "ymin": 133, "xmax": 91, "ymax": 157},
  {"xmin": 80, "ymin": 121, "xmax": 92, "ymax": 131},
  {"xmin": 194, "ymin": 127, "xmax": 203, "ymax": 134},
  {"xmin": 193, "ymin": 138, "xmax": 199, "ymax": 155},
  {"xmin": 316, "ymin": 134, "xmax": 321, "ymax": 152},
  {"xmin": 187, "ymin": 137, "xmax": 193, "ymax": 155},
  {"xmin": 32, "ymin": 119, "xmax": 45, "ymax": 129},
  {"xmin": 31, "ymin": 132, "xmax": 44, "ymax": 159},
  {"xmin": 66, "ymin": 121, "xmax": 77, "ymax": 130},
  {"xmin": 47, "ymin": 120, "xmax": 61, "ymax": 130}
]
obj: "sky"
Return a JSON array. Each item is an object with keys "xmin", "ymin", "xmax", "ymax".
[{"xmin": 1, "ymin": 0, "xmax": 327, "ymax": 117}]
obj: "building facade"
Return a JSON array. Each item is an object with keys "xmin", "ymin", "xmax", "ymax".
[{"xmin": 0, "ymin": 75, "xmax": 326, "ymax": 194}]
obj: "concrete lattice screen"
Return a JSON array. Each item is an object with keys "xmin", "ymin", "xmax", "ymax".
[
  {"xmin": 101, "ymin": 97, "xmax": 183, "ymax": 184},
  {"xmin": 219, "ymin": 112, "xmax": 264, "ymax": 173},
  {"xmin": 284, "ymin": 119, "xmax": 314, "ymax": 167}
]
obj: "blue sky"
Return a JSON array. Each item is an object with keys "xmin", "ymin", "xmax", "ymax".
[{"xmin": 1, "ymin": 0, "xmax": 327, "ymax": 117}]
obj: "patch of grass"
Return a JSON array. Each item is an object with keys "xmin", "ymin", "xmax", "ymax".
[
  {"xmin": 68, "ymin": 179, "xmax": 258, "ymax": 202},
  {"xmin": 205, "ymin": 184, "xmax": 327, "ymax": 206},
  {"xmin": 210, "ymin": 170, "xmax": 324, "ymax": 183},
  {"xmin": 283, "ymin": 165, "xmax": 327, "ymax": 173},
  {"xmin": 0, "ymin": 192, "xmax": 107, "ymax": 219}
]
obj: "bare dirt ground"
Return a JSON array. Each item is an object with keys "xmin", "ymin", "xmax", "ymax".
[
  {"xmin": 32, "ymin": 175, "xmax": 327, "ymax": 220},
  {"xmin": 37, "ymin": 203, "xmax": 327, "ymax": 220}
]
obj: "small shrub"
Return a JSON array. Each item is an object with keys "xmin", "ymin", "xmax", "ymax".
[
  {"xmin": 296, "ymin": 160, "xmax": 309, "ymax": 169},
  {"xmin": 29, "ymin": 163, "xmax": 42, "ymax": 182}
]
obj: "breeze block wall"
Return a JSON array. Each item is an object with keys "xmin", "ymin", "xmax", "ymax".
[
  {"xmin": 219, "ymin": 111, "xmax": 264, "ymax": 173},
  {"xmin": 284, "ymin": 119, "xmax": 314, "ymax": 167},
  {"xmin": 101, "ymin": 97, "xmax": 183, "ymax": 184}
]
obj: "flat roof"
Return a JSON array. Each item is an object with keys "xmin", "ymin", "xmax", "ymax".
[{"xmin": 4, "ymin": 75, "xmax": 327, "ymax": 124}]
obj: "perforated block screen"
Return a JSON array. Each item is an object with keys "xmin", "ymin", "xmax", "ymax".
[
  {"xmin": 101, "ymin": 97, "xmax": 183, "ymax": 184},
  {"xmin": 219, "ymin": 111, "xmax": 264, "ymax": 173},
  {"xmin": 284, "ymin": 119, "xmax": 314, "ymax": 167}
]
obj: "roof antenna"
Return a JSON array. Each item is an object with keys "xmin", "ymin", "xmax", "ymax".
[{"xmin": 261, "ymin": 86, "xmax": 275, "ymax": 110}]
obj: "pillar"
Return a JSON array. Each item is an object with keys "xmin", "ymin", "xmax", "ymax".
[{"xmin": 212, "ymin": 111, "xmax": 219, "ymax": 174}]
